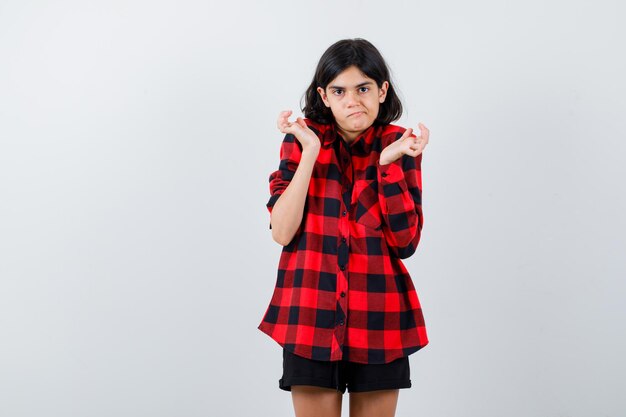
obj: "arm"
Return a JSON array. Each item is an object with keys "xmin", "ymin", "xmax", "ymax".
[
  {"xmin": 267, "ymin": 111, "xmax": 321, "ymax": 245},
  {"xmin": 266, "ymin": 134, "xmax": 319, "ymax": 246},
  {"xmin": 377, "ymin": 152, "xmax": 424, "ymax": 259}
]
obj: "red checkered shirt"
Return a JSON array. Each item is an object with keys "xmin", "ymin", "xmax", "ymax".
[{"xmin": 258, "ymin": 118, "xmax": 429, "ymax": 364}]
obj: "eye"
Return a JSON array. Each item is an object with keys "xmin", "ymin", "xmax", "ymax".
[
  {"xmin": 359, "ymin": 87, "xmax": 370, "ymax": 93},
  {"xmin": 332, "ymin": 89, "xmax": 343, "ymax": 96}
]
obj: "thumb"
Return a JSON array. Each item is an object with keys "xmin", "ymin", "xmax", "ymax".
[
  {"xmin": 401, "ymin": 127, "xmax": 414, "ymax": 141},
  {"xmin": 296, "ymin": 117, "xmax": 308, "ymax": 129}
]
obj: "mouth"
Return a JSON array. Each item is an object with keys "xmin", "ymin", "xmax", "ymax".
[{"xmin": 348, "ymin": 111, "xmax": 365, "ymax": 117}]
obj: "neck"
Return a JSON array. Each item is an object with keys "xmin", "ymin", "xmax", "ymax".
[{"xmin": 336, "ymin": 125, "xmax": 361, "ymax": 143}]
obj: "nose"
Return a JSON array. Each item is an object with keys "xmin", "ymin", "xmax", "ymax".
[{"xmin": 345, "ymin": 90, "xmax": 360, "ymax": 106}]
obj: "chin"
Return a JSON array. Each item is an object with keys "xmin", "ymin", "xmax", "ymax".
[{"xmin": 353, "ymin": 119, "xmax": 372, "ymax": 128}]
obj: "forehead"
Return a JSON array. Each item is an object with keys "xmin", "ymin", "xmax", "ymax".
[{"xmin": 327, "ymin": 66, "xmax": 375, "ymax": 88}]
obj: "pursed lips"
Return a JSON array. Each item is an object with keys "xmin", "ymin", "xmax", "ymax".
[{"xmin": 348, "ymin": 111, "xmax": 365, "ymax": 117}]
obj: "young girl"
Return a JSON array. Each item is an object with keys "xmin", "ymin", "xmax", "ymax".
[{"xmin": 258, "ymin": 38, "xmax": 430, "ymax": 417}]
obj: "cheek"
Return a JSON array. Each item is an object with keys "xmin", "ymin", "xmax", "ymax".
[{"xmin": 328, "ymin": 103, "xmax": 343, "ymax": 117}]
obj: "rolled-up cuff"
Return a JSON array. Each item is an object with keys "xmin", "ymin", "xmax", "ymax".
[{"xmin": 266, "ymin": 193, "xmax": 283, "ymax": 229}]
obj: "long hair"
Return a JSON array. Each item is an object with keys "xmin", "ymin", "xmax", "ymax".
[{"xmin": 301, "ymin": 38, "xmax": 403, "ymax": 125}]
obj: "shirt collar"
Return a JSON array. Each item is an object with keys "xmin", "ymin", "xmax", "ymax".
[{"xmin": 322, "ymin": 123, "xmax": 377, "ymax": 156}]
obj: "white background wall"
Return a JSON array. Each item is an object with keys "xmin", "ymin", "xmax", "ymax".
[{"xmin": 1, "ymin": 1, "xmax": 624, "ymax": 416}]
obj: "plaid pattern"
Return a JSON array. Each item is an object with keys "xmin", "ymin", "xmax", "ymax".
[{"xmin": 258, "ymin": 119, "xmax": 428, "ymax": 364}]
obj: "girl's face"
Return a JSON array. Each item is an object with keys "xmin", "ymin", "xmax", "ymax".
[{"xmin": 317, "ymin": 65, "xmax": 388, "ymax": 142}]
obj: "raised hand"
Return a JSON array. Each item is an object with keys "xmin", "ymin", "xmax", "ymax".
[
  {"xmin": 379, "ymin": 123, "xmax": 430, "ymax": 165},
  {"xmin": 277, "ymin": 110, "xmax": 321, "ymax": 153}
]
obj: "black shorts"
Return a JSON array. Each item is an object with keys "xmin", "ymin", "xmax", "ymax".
[{"xmin": 279, "ymin": 348, "xmax": 411, "ymax": 394}]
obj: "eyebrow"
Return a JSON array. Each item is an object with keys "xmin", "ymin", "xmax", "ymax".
[{"xmin": 328, "ymin": 81, "xmax": 374, "ymax": 90}]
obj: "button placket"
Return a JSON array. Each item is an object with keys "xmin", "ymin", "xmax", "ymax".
[{"xmin": 332, "ymin": 134, "xmax": 353, "ymax": 358}]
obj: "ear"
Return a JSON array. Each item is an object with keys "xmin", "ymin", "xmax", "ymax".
[
  {"xmin": 317, "ymin": 86, "xmax": 330, "ymax": 107},
  {"xmin": 379, "ymin": 81, "xmax": 389, "ymax": 103}
]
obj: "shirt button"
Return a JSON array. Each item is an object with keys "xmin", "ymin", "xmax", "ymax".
[
  {"xmin": 340, "ymin": 265, "xmax": 345, "ymax": 271},
  {"xmin": 381, "ymin": 172, "xmax": 388, "ymax": 177},
  {"xmin": 338, "ymin": 319, "xmax": 344, "ymax": 326},
  {"xmin": 341, "ymin": 237, "xmax": 346, "ymax": 243},
  {"xmin": 340, "ymin": 291, "xmax": 346, "ymax": 297},
  {"xmin": 342, "ymin": 210, "xmax": 347, "ymax": 216}
]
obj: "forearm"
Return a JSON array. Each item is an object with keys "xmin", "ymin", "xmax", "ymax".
[
  {"xmin": 270, "ymin": 149, "xmax": 318, "ymax": 245},
  {"xmin": 377, "ymin": 157, "xmax": 423, "ymax": 258}
]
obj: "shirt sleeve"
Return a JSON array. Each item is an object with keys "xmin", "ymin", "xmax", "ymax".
[
  {"xmin": 376, "ymin": 152, "xmax": 424, "ymax": 258},
  {"xmin": 266, "ymin": 133, "xmax": 303, "ymax": 229}
]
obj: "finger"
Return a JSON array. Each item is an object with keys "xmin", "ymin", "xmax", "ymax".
[
  {"xmin": 410, "ymin": 134, "xmax": 422, "ymax": 145},
  {"xmin": 278, "ymin": 110, "xmax": 291, "ymax": 121},
  {"xmin": 278, "ymin": 118, "xmax": 294, "ymax": 132},
  {"xmin": 280, "ymin": 123, "xmax": 297, "ymax": 135},
  {"xmin": 418, "ymin": 123, "xmax": 429, "ymax": 142},
  {"xmin": 278, "ymin": 112, "xmax": 293, "ymax": 129},
  {"xmin": 405, "ymin": 147, "xmax": 420, "ymax": 158},
  {"xmin": 277, "ymin": 118, "xmax": 289, "ymax": 131},
  {"xmin": 409, "ymin": 137, "xmax": 425, "ymax": 151},
  {"xmin": 401, "ymin": 127, "xmax": 414, "ymax": 141}
]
